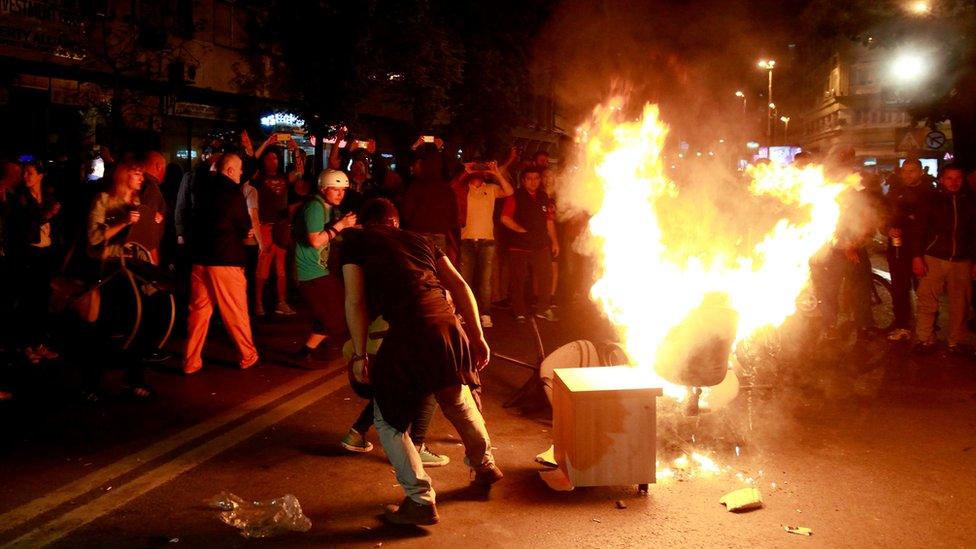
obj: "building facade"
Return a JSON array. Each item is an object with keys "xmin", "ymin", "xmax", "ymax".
[
  {"xmin": 795, "ymin": 42, "xmax": 951, "ymax": 172},
  {"xmin": 0, "ymin": 0, "xmax": 293, "ymax": 168}
]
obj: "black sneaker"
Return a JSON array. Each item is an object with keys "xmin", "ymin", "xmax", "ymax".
[
  {"xmin": 142, "ymin": 350, "xmax": 173, "ymax": 363},
  {"xmin": 293, "ymin": 346, "xmax": 315, "ymax": 367},
  {"xmin": 912, "ymin": 341, "xmax": 937, "ymax": 355},
  {"xmin": 947, "ymin": 344, "xmax": 973, "ymax": 358},
  {"xmin": 383, "ymin": 497, "xmax": 439, "ymax": 525}
]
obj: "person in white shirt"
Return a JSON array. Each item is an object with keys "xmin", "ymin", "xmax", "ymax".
[{"xmin": 451, "ymin": 161, "xmax": 514, "ymax": 328}]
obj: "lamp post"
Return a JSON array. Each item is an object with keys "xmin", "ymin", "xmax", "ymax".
[
  {"xmin": 758, "ymin": 59, "xmax": 776, "ymax": 143},
  {"xmin": 780, "ymin": 115, "xmax": 791, "ymax": 144},
  {"xmin": 734, "ymin": 90, "xmax": 746, "ymax": 113}
]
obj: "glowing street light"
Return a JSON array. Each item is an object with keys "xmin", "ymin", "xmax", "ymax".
[
  {"xmin": 780, "ymin": 116, "xmax": 791, "ymax": 144},
  {"xmin": 746, "ymin": 141, "xmax": 760, "ymax": 149},
  {"xmin": 908, "ymin": 1, "xmax": 931, "ymax": 14},
  {"xmin": 891, "ymin": 52, "xmax": 927, "ymax": 82},
  {"xmin": 758, "ymin": 59, "xmax": 776, "ymax": 142},
  {"xmin": 734, "ymin": 90, "xmax": 746, "ymax": 113}
]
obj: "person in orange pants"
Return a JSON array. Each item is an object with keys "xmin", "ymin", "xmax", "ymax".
[{"xmin": 183, "ymin": 153, "xmax": 258, "ymax": 374}]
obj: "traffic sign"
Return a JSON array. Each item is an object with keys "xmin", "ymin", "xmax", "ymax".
[{"xmin": 925, "ymin": 131, "xmax": 947, "ymax": 150}]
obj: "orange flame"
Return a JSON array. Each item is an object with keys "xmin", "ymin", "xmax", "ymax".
[{"xmin": 565, "ymin": 99, "xmax": 858, "ymax": 401}]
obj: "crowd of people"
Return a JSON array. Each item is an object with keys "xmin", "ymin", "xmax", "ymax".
[
  {"xmin": 0, "ymin": 130, "xmax": 573, "ymax": 523},
  {"xmin": 3, "ymin": 127, "xmax": 976, "ymax": 522},
  {"xmin": 792, "ymin": 149, "xmax": 976, "ymax": 356}
]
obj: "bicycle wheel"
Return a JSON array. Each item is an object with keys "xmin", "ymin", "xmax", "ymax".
[
  {"xmin": 870, "ymin": 274, "xmax": 894, "ymax": 332},
  {"xmin": 96, "ymin": 265, "xmax": 143, "ymax": 350}
]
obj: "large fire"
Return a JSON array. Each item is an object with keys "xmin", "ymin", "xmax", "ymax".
[{"xmin": 564, "ymin": 98, "xmax": 859, "ymax": 403}]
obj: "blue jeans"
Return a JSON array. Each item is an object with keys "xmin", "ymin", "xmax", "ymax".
[
  {"xmin": 460, "ymin": 239, "xmax": 495, "ymax": 313},
  {"xmin": 373, "ymin": 385, "xmax": 493, "ymax": 505}
]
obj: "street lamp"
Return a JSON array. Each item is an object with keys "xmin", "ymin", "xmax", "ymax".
[
  {"xmin": 780, "ymin": 116, "xmax": 791, "ymax": 144},
  {"xmin": 890, "ymin": 52, "xmax": 927, "ymax": 83},
  {"xmin": 758, "ymin": 59, "xmax": 776, "ymax": 143},
  {"xmin": 734, "ymin": 90, "xmax": 746, "ymax": 113},
  {"xmin": 907, "ymin": 1, "xmax": 930, "ymax": 15}
]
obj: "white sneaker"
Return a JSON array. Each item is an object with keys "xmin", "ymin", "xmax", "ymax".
[{"xmin": 480, "ymin": 314, "xmax": 493, "ymax": 328}]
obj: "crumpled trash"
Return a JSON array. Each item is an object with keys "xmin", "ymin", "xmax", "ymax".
[
  {"xmin": 535, "ymin": 445, "xmax": 557, "ymax": 467},
  {"xmin": 783, "ymin": 525, "xmax": 813, "ymax": 536},
  {"xmin": 720, "ymin": 488, "xmax": 764, "ymax": 512},
  {"xmin": 207, "ymin": 491, "xmax": 312, "ymax": 538}
]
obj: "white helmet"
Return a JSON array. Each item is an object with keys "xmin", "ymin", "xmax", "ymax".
[{"xmin": 318, "ymin": 169, "xmax": 350, "ymax": 189}]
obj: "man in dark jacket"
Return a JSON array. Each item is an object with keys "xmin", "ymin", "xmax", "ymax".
[
  {"xmin": 911, "ymin": 164, "xmax": 976, "ymax": 353},
  {"xmin": 500, "ymin": 167, "xmax": 560, "ymax": 322},
  {"xmin": 884, "ymin": 159, "xmax": 933, "ymax": 341},
  {"xmin": 183, "ymin": 153, "xmax": 258, "ymax": 374},
  {"xmin": 342, "ymin": 198, "xmax": 502, "ymax": 526}
]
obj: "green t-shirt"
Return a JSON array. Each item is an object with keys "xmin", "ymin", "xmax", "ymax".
[{"xmin": 294, "ymin": 196, "xmax": 336, "ymax": 281}]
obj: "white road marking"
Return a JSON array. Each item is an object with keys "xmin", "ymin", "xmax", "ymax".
[
  {"xmin": 0, "ymin": 364, "xmax": 341, "ymax": 541},
  {"xmin": 7, "ymin": 365, "xmax": 351, "ymax": 547}
]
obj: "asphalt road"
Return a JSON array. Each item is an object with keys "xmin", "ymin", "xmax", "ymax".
[{"xmin": 1, "ymin": 298, "xmax": 974, "ymax": 548}]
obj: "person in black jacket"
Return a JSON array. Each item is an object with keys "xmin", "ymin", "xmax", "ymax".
[
  {"xmin": 883, "ymin": 159, "xmax": 934, "ymax": 341},
  {"xmin": 182, "ymin": 153, "xmax": 258, "ymax": 375},
  {"xmin": 911, "ymin": 164, "xmax": 976, "ymax": 354},
  {"xmin": 9, "ymin": 161, "xmax": 62, "ymax": 364}
]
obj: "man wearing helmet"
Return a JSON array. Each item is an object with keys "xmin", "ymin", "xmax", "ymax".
[{"xmin": 292, "ymin": 169, "xmax": 358, "ymax": 364}]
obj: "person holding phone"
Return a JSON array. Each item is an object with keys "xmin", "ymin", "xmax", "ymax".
[
  {"xmin": 451, "ymin": 160, "xmax": 514, "ymax": 328},
  {"xmin": 84, "ymin": 161, "xmax": 154, "ymax": 399}
]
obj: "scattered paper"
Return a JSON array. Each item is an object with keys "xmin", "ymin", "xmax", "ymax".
[
  {"xmin": 783, "ymin": 525, "xmax": 813, "ymax": 536},
  {"xmin": 535, "ymin": 445, "xmax": 557, "ymax": 467},
  {"xmin": 615, "ymin": 500, "xmax": 627, "ymax": 509},
  {"xmin": 719, "ymin": 488, "xmax": 763, "ymax": 513}
]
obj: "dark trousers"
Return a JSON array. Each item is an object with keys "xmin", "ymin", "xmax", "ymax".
[
  {"xmin": 812, "ymin": 247, "xmax": 873, "ymax": 329},
  {"xmin": 509, "ymin": 247, "xmax": 552, "ymax": 317},
  {"xmin": 18, "ymin": 246, "xmax": 55, "ymax": 348},
  {"xmin": 886, "ymin": 245, "xmax": 916, "ymax": 330},
  {"xmin": 353, "ymin": 394, "xmax": 436, "ymax": 445},
  {"xmin": 298, "ymin": 275, "xmax": 347, "ymax": 339}
]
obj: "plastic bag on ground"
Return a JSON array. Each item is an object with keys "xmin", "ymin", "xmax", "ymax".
[{"xmin": 207, "ymin": 491, "xmax": 312, "ymax": 538}]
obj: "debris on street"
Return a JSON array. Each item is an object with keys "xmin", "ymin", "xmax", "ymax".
[
  {"xmin": 783, "ymin": 525, "xmax": 813, "ymax": 536},
  {"xmin": 719, "ymin": 488, "xmax": 764, "ymax": 512},
  {"xmin": 207, "ymin": 491, "xmax": 312, "ymax": 538},
  {"xmin": 535, "ymin": 445, "xmax": 557, "ymax": 467}
]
